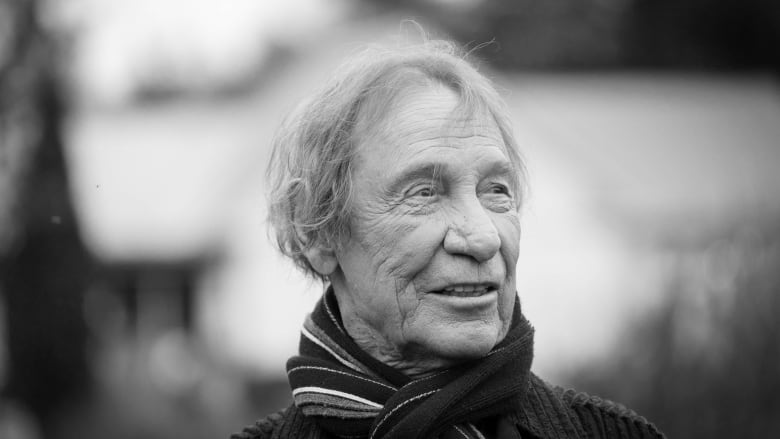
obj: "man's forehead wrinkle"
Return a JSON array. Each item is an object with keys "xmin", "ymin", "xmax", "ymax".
[
  {"xmin": 391, "ymin": 108, "xmax": 487, "ymax": 129},
  {"xmin": 352, "ymin": 86, "xmax": 515, "ymax": 177},
  {"xmin": 383, "ymin": 115, "xmax": 504, "ymax": 146},
  {"xmin": 358, "ymin": 85, "xmax": 497, "ymax": 144},
  {"xmin": 439, "ymin": 132, "xmax": 504, "ymax": 142},
  {"xmin": 395, "ymin": 126, "xmax": 502, "ymax": 143}
]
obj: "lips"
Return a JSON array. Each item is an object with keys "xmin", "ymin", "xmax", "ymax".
[{"xmin": 431, "ymin": 283, "xmax": 498, "ymax": 297}]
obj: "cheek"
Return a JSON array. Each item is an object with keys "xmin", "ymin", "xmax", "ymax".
[
  {"xmin": 361, "ymin": 217, "xmax": 450, "ymax": 322},
  {"xmin": 496, "ymin": 213, "xmax": 522, "ymax": 269},
  {"xmin": 496, "ymin": 214, "xmax": 521, "ymax": 320},
  {"xmin": 347, "ymin": 214, "xmax": 449, "ymax": 339},
  {"xmin": 392, "ymin": 221, "xmax": 450, "ymax": 314},
  {"xmin": 355, "ymin": 211, "xmax": 446, "ymax": 281}
]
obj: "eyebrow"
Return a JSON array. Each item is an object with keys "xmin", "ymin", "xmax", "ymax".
[
  {"xmin": 484, "ymin": 161, "xmax": 518, "ymax": 180},
  {"xmin": 386, "ymin": 163, "xmax": 443, "ymax": 194},
  {"xmin": 387, "ymin": 160, "xmax": 518, "ymax": 194}
]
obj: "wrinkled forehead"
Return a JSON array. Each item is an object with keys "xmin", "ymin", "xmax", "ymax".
[{"xmin": 353, "ymin": 82, "xmax": 505, "ymax": 154}]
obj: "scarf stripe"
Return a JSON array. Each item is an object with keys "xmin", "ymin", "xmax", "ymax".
[
  {"xmin": 467, "ymin": 423, "xmax": 487, "ymax": 439},
  {"xmin": 300, "ymin": 326, "xmax": 365, "ymax": 373},
  {"xmin": 286, "ymin": 287, "xmax": 534, "ymax": 439},
  {"xmin": 295, "ymin": 394, "xmax": 380, "ymax": 419},
  {"xmin": 287, "ymin": 366, "xmax": 396, "ymax": 391},
  {"xmin": 292, "ymin": 387, "xmax": 384, "ymax": 408},
  {"xmin": 370, "ymin": 390, "xmax": 440, "ymax": 439},
  {"xmin": 453, "ymin": 425, "xmax": 471, "ymax": 438},
  {"xmin": 323, "ymin": 295, "xmax": 347, "ymax": 335},
  {"xmin": 288, "ymin": 357, "xmax": 396, "ymax": 407}
]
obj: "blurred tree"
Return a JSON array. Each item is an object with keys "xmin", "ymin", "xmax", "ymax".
[
  {"xmin": 363, "ymin": 0, "xmax": 780, "ymax": 71},
  {"xmin": 360, "ymin": 0, "xmax": 625, "ymax": 69},
  {"xmin": 437, "ymin": 0, "xmax": 626, "ymax": 69},
  {"xmin": 0, "ymin": 0, "xmax": 93, "ymax": 437},
  {"xmin": 569, "ymin": 220, "xmax": 780, "ymax": 437},
  {"xmin": 624, "ymin": 0, "xmax": 780, "ymax": 70}
]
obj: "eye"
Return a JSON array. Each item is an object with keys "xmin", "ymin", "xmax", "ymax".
[
  {"xmin": 481, "ymin": 182, "xmax": 514, "ymax": 213},
  {"xmin": 409, "ymin": 185, "xmax": 438, "ymax": 198},
  {"xmin": 488, "ymin": 183, "xmax": 510, "ymax": 196}
]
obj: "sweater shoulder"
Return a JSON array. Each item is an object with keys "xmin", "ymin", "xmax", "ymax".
[
  {"xmin": 229, "ymin": 408, "xmax": 283, "ymax": 439},
  {"xmin": 230, "ymin": 407, "xmax": 287, "ymax": 439},
  {"xmin": 229, "ymin": 405, "xmax": 325, "ymax": 439},
  {"xmin": 555, "ymin": 384, "xmax": 666, "ymax": 439}
]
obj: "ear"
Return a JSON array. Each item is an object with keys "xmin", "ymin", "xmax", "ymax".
[{"xmin": 303, "ymin": 246, "xmax": 338, "ymax": 276}]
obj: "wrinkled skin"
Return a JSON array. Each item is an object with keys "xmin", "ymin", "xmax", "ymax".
[{"xmin": 314, "ymin": 84, "xmax": 522, "ymax": 377}]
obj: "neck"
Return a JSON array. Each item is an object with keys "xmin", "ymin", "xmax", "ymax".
[{"xmin": 340, "ymin": 313, "xmax": 452, "ymax": 379}]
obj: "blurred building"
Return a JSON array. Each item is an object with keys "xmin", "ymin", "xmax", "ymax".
[{"xmin": 2, "ymin": 0, "xmax": 779, "ymax": 438}]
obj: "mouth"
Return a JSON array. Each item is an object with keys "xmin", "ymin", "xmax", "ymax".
[{"xmin": 430, "ymin": 283, "xmax": 499, "ymax": 298}]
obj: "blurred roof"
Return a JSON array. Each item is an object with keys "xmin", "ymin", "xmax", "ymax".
[
  {"xmin": 66, "ymin": 12, "xmax": 780, "ymax": 261},
  {"xmin": 503, "ymin": 73, "xmax": 780, "ymax": 234}
]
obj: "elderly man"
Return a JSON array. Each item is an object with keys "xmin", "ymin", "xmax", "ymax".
[{"xmin": 232, "ymin": 38, "xmax": 664, "ymax": 439}]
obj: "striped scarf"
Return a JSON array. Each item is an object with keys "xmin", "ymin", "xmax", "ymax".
[{"xmin": 286, "ymin": 288, "xmax": 534, "ymax": 439}]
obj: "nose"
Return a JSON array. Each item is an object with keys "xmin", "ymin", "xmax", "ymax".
[{"xmin": 443, "ymin": 198, "xmax": 501, "ymax": 262}]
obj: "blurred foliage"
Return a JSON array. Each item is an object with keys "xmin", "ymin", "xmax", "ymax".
[
  {"xmin": 367, "ymin": 0, "xmax": 780, "ymax": 71},
  {"xmin": 568, "ymin": 219, "xmax": 780, "ymax": 438},
  {"xmin": 1, "ymin": 0, "xmax": 94, "ymax": 437},
  {"xmin": 624, "ymin": 0, "xmax": 780, "ymax": 70}
]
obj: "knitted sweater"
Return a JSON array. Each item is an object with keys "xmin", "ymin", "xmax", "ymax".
[{"xmin": 230, "ymin": 374, "xmax": 665, "ymax": 439}]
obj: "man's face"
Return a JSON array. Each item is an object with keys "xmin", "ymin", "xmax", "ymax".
[{"xmin": 329, "ymin": 84, "xmax": 522, "ymax": 375}]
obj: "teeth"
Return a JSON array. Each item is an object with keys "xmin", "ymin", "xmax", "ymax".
[{"xmin": 440, "ymin": 285, "xmax": 491, "ymax": 297}]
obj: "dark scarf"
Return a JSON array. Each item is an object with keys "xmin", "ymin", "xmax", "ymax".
[{"xmin": 286, "ymin": 287, "xmax": 535, "ymax": 439}]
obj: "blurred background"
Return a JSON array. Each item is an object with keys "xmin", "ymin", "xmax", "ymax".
[{"xmin": 1, "ymin": 0, "xmax": 779, "ymax": 437}]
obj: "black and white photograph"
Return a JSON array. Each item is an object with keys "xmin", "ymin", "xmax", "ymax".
[{"xmin": 1, "ymin": 1, "xmax": 779, "ymax": 438}]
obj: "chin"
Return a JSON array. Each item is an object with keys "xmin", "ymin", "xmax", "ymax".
[{"xmin": 423, "ymin": 324, "xmax": 502, "ymax": 364}]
